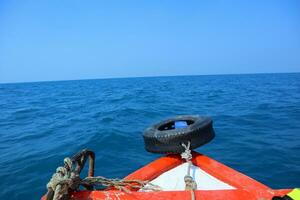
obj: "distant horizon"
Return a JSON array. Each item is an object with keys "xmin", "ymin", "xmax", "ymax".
[{"xmin": 1, "ymin": 71, "xmax": 299, "ymax": 85}]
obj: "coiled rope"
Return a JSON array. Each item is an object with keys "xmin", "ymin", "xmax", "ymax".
[{"xmin": 45, "ymin": 149, "xmax": 161, "ymax": 200}]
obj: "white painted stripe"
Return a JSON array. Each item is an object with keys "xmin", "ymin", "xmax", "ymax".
[{"xmin": 144, "ymin": 162, "xmax": 235, "ymax": 191}]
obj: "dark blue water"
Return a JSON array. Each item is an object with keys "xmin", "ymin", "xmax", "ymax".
[{"xmin": 0, "ymin": 73, "xmax": 300, "ymax": 199}]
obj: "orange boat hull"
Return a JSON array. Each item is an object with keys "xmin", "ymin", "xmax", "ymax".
[{"xmin": 43, "ymin": 152, "xmax": 291, "ymax": 199}]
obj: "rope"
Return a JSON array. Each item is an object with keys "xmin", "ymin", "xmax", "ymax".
[
  {"xmin": 81, "ymin": 176, "xmax": 161, "ymax": 193},
  {"xmin": 46, "ymin": 158, "xmax": 81, "ymax": 200},
  {"xmin": 181, "ymin": 141, "xmax": 197, "ymax": 200},
  {"xmin": 46, "ymin": 146, "xmax": 197, "ymax": 200},
  {"xmin": 181, "ymin": 142, "xmax": 192, "ymax": 162},
  {"xmin": 45, "ymin": 150, "xmax": 161, "ymax": 200}
]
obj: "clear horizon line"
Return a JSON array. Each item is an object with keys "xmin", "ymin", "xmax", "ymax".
[{"xmin": 1, "ymin": 71, "xmax": 299, "ymax": 85}]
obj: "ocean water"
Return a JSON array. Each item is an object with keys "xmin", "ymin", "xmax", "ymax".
[{"xmin": 0, "ymin": 73, "xmax": 299, "ymax": 199}]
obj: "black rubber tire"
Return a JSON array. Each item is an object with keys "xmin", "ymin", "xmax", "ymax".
[{"xmin": 143, "ymin": 115, "xmax": 215, "ymax": 154}]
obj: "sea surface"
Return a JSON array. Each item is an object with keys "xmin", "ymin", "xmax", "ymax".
[{"xmin": 0, "ymin": 73, "xmax": 299, "ymax": 199}]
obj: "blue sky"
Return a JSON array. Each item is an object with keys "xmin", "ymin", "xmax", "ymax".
[{"xmin": 0, "ymin": 0, "xmax": 299, "ymax": 83}]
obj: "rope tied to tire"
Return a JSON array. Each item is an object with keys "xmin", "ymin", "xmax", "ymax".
[
  {"xmin": 45, "ymin": 149, "xmax": 161, "ymax": 200},
  {"xmin": 142, "ymin": 115, "xmax": 215, "ymax": 200},
  {"xmin": 181, "ymin": 142, "xmax": 192, "ymax": 162},
  {"xmin": 181, "ymin": 141, "xmax": 197, "ymax": 200}
]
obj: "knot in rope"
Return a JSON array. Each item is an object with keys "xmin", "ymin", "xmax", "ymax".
[
  {"xmin": 181, "ymin": 141, "xmax": 192, "ymax": 161},
  {"xmin": 46, "ymin": 157, "xmax": 76, "ymax": 200},
  {"xmin": 184, "ymin": 175, "xmax": 197, "ymax": 190},
  {"xmin": 64, "ymin": 157, "xmax": 72, "ymax": 171}
]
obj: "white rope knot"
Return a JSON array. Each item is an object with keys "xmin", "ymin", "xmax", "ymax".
[
  {"xmin": 181, "ymin": 141, "xmax": 192, "ymax": 161},
  {"xmin": 64, "ymin": 157, "xmax": 72, "ymax": 171},
  {"xmin": 184, "ymin": 175, "xmax": 197, "ymax": 190},
  {"xmin": 46, "ymin": 157, "xmax": 73, "ymax": 200}
]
